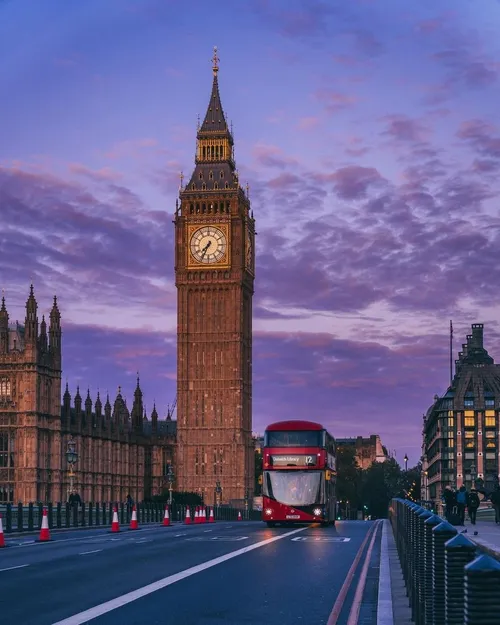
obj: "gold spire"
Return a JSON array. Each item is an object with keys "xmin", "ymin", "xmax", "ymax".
[
  {"xmin": 212, "ymin": 46, "xmax": 219, "ymax": 76},
  {"xmin": 179, "ymin": 171, "xmax": 184, "ymax": 191}
]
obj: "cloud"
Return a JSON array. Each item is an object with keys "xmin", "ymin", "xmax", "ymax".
[
  {"xmin": 0, "ymin": 166, "xmax": 175, "ymax": 324},
  {"xmin": 252, "ymin": 144, "xmax": 298, "ymax": 169},
  {"xmin": 457, "ymin": 119, "xmax": 500, "ymax": 160},
  {"xmin": 69, "ymin": 163, "xmax": 123, "ymax": 182},
  {"xmin": 323, "ymin": 165, "xmax": 386, "ymax": 199},
  {"xmin": 315, "ymin": 90, "xmax": 359, "ymax": 113},
  {"xmin": 381, "ymin": 115, "xmax": 429, "ymax": 143}
]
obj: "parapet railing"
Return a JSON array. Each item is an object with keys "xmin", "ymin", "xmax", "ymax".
[
  {"xmin": 389, "ymin": 498, "xmax": 500, "ymax": 625},
  {"xmin": 0, "ymin": 502, "xmax": 261, "ymax": 533}
]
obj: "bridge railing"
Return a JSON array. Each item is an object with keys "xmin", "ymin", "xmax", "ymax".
[
  {"xmin": 0, "ymin": 502, "xmax": 261, "ymax": 533},
  {"xmin": 389, "ymin": 498, "xmax": 500, "ymax": 624}
]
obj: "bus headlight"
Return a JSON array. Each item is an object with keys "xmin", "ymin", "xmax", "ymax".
[
  {"xmin": 313, "ymin": 508, "xmax": 322, "ymax": 517},
  {"xmin": 265, "ymin": 508, "xmax": 272, "ymax": 516}
]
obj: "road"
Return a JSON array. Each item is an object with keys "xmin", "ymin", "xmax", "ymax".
[{"xmin": 0, "ymin": 519, "xmax": 385, "ymax": 625}]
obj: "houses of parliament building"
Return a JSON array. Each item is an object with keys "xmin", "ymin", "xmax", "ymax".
[{"xmin": 0, "ymin": 50, "xmax": 255, "ymax": 505}]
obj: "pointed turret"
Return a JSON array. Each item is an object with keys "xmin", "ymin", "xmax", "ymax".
[
  {"xmin": 74, "ymin": 385, "xmax": 82, "ymax": 427},
  {"xmin": 0, "ymin": 293, "xmax": 9, "ymax": 353},
  {"xmin": 151, "ymin": 403, "xmax": 158, "ymax": 432},
  {"xmin": 184, "ymin": 47, "xmax": 238, "ymax": 196},
  {"xmin": 24, "ymin": 284, "xmax": 38, "ymax": 343},
  {"xmin": 85, "ymin": 388, "xmax": 92, "ymax": 428},
  {"xmin": 39, "ymin": 315, "xmax": 48, "ymax": 351},
  {"xmin": 199, "ymin": 47, "xmax": 231, "ymax": 135},
  {"xmin": 49, "ymin": 295, "xmax": 61, "ymax": 358},
  {"xmin": 95, "ymin": 391, "xmax": 102, "ymax": 419},
  {"xmin": 104, "ymin": 392, "xmax": 112, "ymax": 424},
  {"xmin": 62, "ymin": 382, "xmax": 71, "ymax": 425},
  {"xmin": 131, "ymin": 374, "xmax": 143, "ymax": 433}
]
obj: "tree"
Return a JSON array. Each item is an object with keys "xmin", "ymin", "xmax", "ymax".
[
  {"xmin": 336, "ymin": 445, "xmax": 362, "ymax": 514},
  {"xmin": 361, "ymin": 458, "xmax": 403, "ymax": 518}
]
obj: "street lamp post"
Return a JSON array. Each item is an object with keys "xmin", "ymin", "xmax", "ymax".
[
  {"xmin": 65, "ymin": 437, "xmax": 78, "ymax": 500},
  {"xmin": 470, "ymin": 463, "xmax": 477, "ymax": 488},
  {"xmin": 166, "ymin": 465, "xmax": 174, "ymax": 506},
  {"xmin": 404, "ymin": 454, "xmax": 408, "ymax": 472},
  {"xmin": 244, "ymin": 488, "xmax": 249, "ymax": 518},
  {"xmin": 215, "ymin": 481, "xmax": 222, "ymax": 508}
]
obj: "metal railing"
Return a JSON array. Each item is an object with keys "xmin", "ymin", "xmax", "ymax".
[
  {"xmin": 389, "ymin": 498, "xmax": 500, "ymax": 624},
  {"xmin": 0, "ymin": 502, "xmax": 261, "ymax": 533}
]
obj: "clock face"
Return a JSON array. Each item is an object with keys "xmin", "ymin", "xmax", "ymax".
[
  {"xmin": 190, "ymin": 226, "xmax": 227, "ymax": 264},
  {"xmin": 246, "ymin": 237, "xmax": 253, "ymax": 266}
]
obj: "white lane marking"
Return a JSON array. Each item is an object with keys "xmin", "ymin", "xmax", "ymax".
[
  {"xmin": 5, "ymin": 524, "xmax": 178, "ymax": 549},
  {"xmin": 291, "ymin": 537, "xmax": 351, "ymax": 542},
  {"xmin": 0, "ymin": 564, "xmax": 30, "ymax": 573},
  {"xmin": 377, "ymin": 520, "xmax": 394, "ymax": 625},
  {"xmin": 50, "ymin": 525, "xmax": 309, "ymax": 625},
  {"xmin": 203, "ymin": 529, "xmax": 213, "ymax": 533},
  {"xmin": 186, "ymin": 536, "xmax": 249, "ymax": 542},
  {"xmin": 175, "ymin": 533, "xmax": 187, "ymax": 537},
  {"xmin": 79, "ymin": 550, "xmax": 102, "ymax": 555}
]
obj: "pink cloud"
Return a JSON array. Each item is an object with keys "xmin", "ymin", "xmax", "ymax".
[
  {"xmin": 315, "ymin": 90, "xmax": 359, "ymax": 112},
  {"xmin": 297, "ymin": 117, "xmax": 320, "ymax": 130},
  {"xmin": 68, "ymin": 163, "xmax": 123, "ymax": 182}
]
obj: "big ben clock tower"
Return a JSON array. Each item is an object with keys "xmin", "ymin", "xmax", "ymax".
[{"xmin": 174, "ymin": 49, "xmax": 255, "ymax": 504}]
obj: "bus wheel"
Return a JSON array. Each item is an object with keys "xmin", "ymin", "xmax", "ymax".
[{"xmin": 267, "ymin": 522, "xmax": 276, "ymax": 528}]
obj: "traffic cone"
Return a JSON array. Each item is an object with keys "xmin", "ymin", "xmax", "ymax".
[
  {"xmin": 237, "ymin": 511, "xmax": 242, "ymax": 521},
  {"xmin": 194, "ymin": 507, "xmax": 199, "ymax": 524},
  {"xmin": 0, "ymin": 513, "xmax": 6, "ymax": 548},
  {"xmin": 38, "ymin": 507, "xmax": 51, "ymax": 541},
  {"xmin": 184, "ymin": 507, "xmax": 191, "ymax": 524},
  {"xmin": 163, "ymin": 505, "xmax": 170, "ymax": 526},
  {"xmin": 209, "ymin": 508, "xmax": 215, "ymax": 523},
  {"xmin": 200, "ymin": 507, "xmax": 206, "ymax": 524},
  {"xmin": 129, "ymin": 505, "xmax": 139, "ymax": 530},
  {"xmin": 111, "ymin": 507, "xmax": 120, "ymax": 532}
]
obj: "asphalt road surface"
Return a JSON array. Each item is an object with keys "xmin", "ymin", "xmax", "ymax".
[{"xmin": 0, "ymin": 519, "xmax": 384, "ymax": 625}]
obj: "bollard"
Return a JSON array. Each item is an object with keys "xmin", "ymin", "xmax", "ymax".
[
  {"xmin": 409, "ymin": 504, "xmax": 423, "ymax": 619},
  {"xmin": 432, "ymin": 521, "xmax": 457, "ymax": 625},
  {"xmin": 423, "ymin": 514, "xmax": 442, "ymax": 625},
  {"xmin": 416, "ymin": 508, "xmax": 433, "ymax": 624},
  {"xmin": 444, "ymin": 534, "xmax": 477, "ymax": 625},
  {"xmin": 464, "ymin": 554, "xmax": 500, "ymax": 624}
]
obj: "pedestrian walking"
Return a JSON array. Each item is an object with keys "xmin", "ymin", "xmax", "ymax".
[{"xmin": 467, "ymin": 488, "xmax": 480, "ymax": 525}]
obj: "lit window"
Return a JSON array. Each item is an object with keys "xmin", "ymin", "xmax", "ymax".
[
  {"xmin": 485, "ymin": 417, "xmax": 496, "ymax": 427},
  {"xmin": 0, "ymin": 378, "xmax": 11, "ymax": 398}
]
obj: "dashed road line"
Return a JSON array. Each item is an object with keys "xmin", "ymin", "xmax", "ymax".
[
  {"xmin": 0, "ymin": 564, "xmax": 30, "ymax": 573},
  {"xmin": 79, "ymin": 550, "xmax": 102, "ymax": 556}
]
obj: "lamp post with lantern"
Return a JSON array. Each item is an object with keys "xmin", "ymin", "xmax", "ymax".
[
  {"xmin": 65, "ymin": 436, "xmax": 78, "ymax": 500},
  {"xmin": 166, "ymin": 465, "xmax": 174, "ymax": 506},
  {"xmin": 215, "ymin": 480, "xmax": 222, "ymax": 508}
]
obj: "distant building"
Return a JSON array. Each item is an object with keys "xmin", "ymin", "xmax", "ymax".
[
  {"xmin": 336, "ymin": 435, "xmax": 389, "ymax": 470},
  {"xmin": 421, "ymin": 323, "xmax": 500, "ymax": 503}
]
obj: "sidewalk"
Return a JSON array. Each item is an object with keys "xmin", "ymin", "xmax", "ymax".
[{"xmin": 462, "ymin": 513, "xmax": 500, "ymax": 558}]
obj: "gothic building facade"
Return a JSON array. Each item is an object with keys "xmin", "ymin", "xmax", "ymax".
[
  {"xmin": 174, "ymin": 49, "xmax": 255, "ymax": 504},
  {"xmin": 0, "ymin": 288, "xmax": 176, "ymax": 504}
]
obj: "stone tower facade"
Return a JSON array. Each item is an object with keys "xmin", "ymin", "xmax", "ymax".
[
  {"xmin": 0, "ymin": 288, "xmax": 177, "ymax": 504},
  {"xmin": 0, "ymin": 288, "xmax": 63, "ymax": 503},
  {"xmin": 174, "ymin": 49, "xmax": 255, "ymax": 504}
]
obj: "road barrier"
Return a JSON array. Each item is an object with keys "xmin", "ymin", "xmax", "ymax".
[
  {"xmin": 389, "ymin": 498, "xmax": 500, "ymax": 624},
  {"xmin": 0, "ymin": 501, "xmax": 261, "ymax": 534}
]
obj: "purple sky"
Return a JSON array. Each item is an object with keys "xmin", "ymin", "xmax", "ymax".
[{"xmin": 2, "ymin": 0, "xmax": 500, "ymax": 466}]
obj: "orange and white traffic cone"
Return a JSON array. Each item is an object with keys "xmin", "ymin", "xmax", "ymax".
[
  {"xmin": 200, "ymin": 507, "xmax": 205, "ymax": 524},
  {"xmin": 38, "ymin": 507, "xmax": 51, "ymax": 541},
  {"xmin": 237, "ymin": 511, "xmax": 242, "ymax": 521},
  {"xmin": 163, "ymin": 505, "xmax": 170, "ymax": 526},
  {"xmin": 194, "ymin": 507, "xmax": 199, "ymax": 524},
  {"xmin": 129, "ymin": 505, "xmax": 139, "ymax": 530},
  {"xmin": 184, "ymin": 507, "xmax": 191, "ymax": 524},
  {"xmin": 0, "ymin": 513, "xmax": 6, "ymax": 547},
  {"xmin": 209, "ymin": 508, "xmax": 215, "ymax": 523},
  {"xmin": 111, "ymin": 507, "xmax": 120, "ymax": 532}
]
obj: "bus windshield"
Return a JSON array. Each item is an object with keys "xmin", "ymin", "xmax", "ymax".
[
  {"xmin": 263, "ymin": 470, "xmax": 324, "ymax": 506},
  {"xmin": 264, "ymin": 430, "xmax": 324, "ymax": 448}
]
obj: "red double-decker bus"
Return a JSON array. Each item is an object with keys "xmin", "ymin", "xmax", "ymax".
[{"xmin": 261, "ymin": 420, "xmax": 337, "ymax": 526}]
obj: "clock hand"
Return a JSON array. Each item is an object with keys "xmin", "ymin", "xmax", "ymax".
[{"xmin": 200, "ymin": 240, "xmax": 212, "ymax": 259}]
